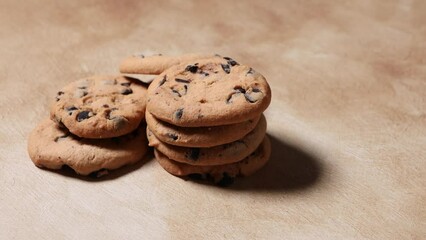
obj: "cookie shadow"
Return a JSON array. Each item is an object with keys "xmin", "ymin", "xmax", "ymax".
[
  {"xmin": 40, "ymin": 150, "xmax": 153, "ymax": 182},
  {"xmin": 228, "ymin": 134, "xmax": 324, "ymax": 192}
]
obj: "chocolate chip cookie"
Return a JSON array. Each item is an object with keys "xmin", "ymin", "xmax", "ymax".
[
  {"xmin": 154, "ymin": 136, "xmax": 271, "ymax": 185},
  {"xmin": 146, "ymin": 57, "xmax": 271, "ymax": 127},
  {"xmin": 147, "ymin": 114, "xmax": 266, "ymax": 165},
  {"xmin": 146, "ymin": 111, "xmax": 261, "ymax": 147},
  {"xmin": 28, "ymin": 118, "xmax": 148, "ymax": 176},
  {"xmin": 51, "ymin": 75, "xmax": 147, "ymax": 138},
  {"xmin": 119, "ymin": 53, "xmax": 220, "ymax": 75}
]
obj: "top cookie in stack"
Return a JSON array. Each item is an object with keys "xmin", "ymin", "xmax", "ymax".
[{"xmin": 121, "ymin": 55, "xmax": 272, "ymax": 185}]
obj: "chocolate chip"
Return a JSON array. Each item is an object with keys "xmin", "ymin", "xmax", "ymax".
[
  {"xmin": 76, "ymin": 111, "xmax": 92, "ymax": 122},
  {"xmin": 110, "ymin": 116, "xmax": 126, "ymax": 128},
  {"xmin": 77, "ymin": 86, "xmax": 87, "ymax": 89},
  {"xmin": 185, "ymin": 65, "xmax": 198, "ymax": 73},
  {"xmin": 158, "ymin": 75, "xmax": 167, "ymax": 87},
  {"xmin": 56, "ymin": 91, "xmax": 64, "ymax": 101},
  {"xmin": 66, "ymin": 106, "xmax": 78, "ymax": 115},
  {"xmin": 175, "ymin": 78, "xmax": 190, "ymax": 83},
  {"xmin": 120, "ymin": 82, "xmax": 131, "ymax": 87},
  {"xmin": 224, "ymin": 57, "xmax": 239, "ymax": 66},
  {"xmin": 102, "ymin": 104, "xmax": 109, "ymax": 108},
  {"xmin": 217, "ymin": 172, "xmax": 234, "ymax": 187},
  {"xmin": 200, "ymin": 71, "xmax": 209, "ymax": 76},
  {"xmin": 172, "ymin": 89, "xmax": 182, "ymax": 97},
  {"xmin": 121, "ymin": 88, "xmax": 133, "ymax": 95},
  {"xmin": 244, "ymin": 89, "xmax": 263, "ymax": 103},
  {"xmin": 246, "ymin": 68, "xmax": 254, "ymax": 75},
  {"xmin": 221, "ymin": 64, "xmax": 231, "ymax": 74},
  {"xmin": 234, "ymin": 86, "xmax": 246, "ymax": 93},
  {"xmin": 174, "ymin": 108, "xmax": 183, "ymax": 120},
  {"xmin": 186, "ymin": 148, "xmax": 200, "ymax": 161},
  {"xmin": 166, "ymin": 133, "xmax": 178, "ymax": 141}
]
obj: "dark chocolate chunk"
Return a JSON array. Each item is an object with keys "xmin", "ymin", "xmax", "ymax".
[
  {"xmin": 217, "ymin": 172, "xmax": 235, "ymax": 187},
  {"xmin": 221, "ymin": 64, "xmax": 231, "ymax": 74},
  {"xmin": 102, "ymin": 104, "xmax": 109, "ymax": 108},
  {"xmin": 246, "ymin": 68, "xmax": 254, "ymax": 75},
  {"xmin": 224, "ymin": 57, "xmax": 239, "ymax": 66},
  {"xmin": 66, "ymin": 106, "xmax": 78, "ymax": 111},
  {"xmin": 158, "ymin": 75, "xmax": 167, "ymax": 87},
  {"xmin": 186, "ymin": 148, "xmax": 200, "ymax": 161},
  {"xmin": 234, "ymin": 86, "xmax": 246, "ymax": 93},
  {"xmin": 76, "ymin": 111, "xmax": 92, "ymax": 122},
  {"xmin": 121, "ymin": 88, "xmax": 133, "ymax": 95},
  {"xmin": 56, "ymin": 91, "xmax": 64, "ymax": 101},
  {"xmin": 66, "ymin": 106, "xmax": 78, "ymax": 116},
  {"xmin": 166, "ymin": 133, "xmax": 178, "ymax": 141},
  {"xmin": 120, "ymin": 82, "xmax": 131, "ymax": 87},
  {"xmin": 185, "ymin": 65, "xmax": 198, "ymax": 73},
  {"xmin": 174, "ymin": 108, "xmax": 183, "ymax": 119},
  {"xmin": 172, "ymin": 89, "xmax": 182, "ymax": 97},
  {"xmin": 244, "ymin": 89, "xmax": 262, "ymax": 103},
  {"xmin": 175, "ymin": 78, "xmax": 190, "ymax": 83}
]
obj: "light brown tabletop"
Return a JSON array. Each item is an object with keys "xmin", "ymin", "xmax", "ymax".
[{"xmin": 1, "ymin": 1, "xmax": 425, "ymax": 239}]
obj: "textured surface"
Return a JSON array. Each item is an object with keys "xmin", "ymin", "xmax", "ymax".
[
  {"xmin": 147, "ymin": 115, "xmax": 267, "ymax": 166},
  {"xmin": 51, "ymin": 75, "xmax": 147, "ymax": 138},
  {"xmin": 0, "ymin": 0, "xmax": 425, "ymax": 239},
  {"xmin": 146, "ymin": 58, "xmax": 272, "ymax": 126},
  {"xmin": 146, "ymin": 111, "xmax": 261, "ymax": 147},
  {"xmin": 28, "ymin": 118, "xmax": 148, "ymax": 175}
]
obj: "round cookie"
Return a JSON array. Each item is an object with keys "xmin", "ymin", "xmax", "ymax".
[
  {"xmin": 119, "ymin": 53, "xmax": 220, "ymax": 75},
  {"xmin": 147, "ymin": 115, "xmax": 267, "ymax": 166},
  {"xmin": 28, "ymin": 118, "xmax": 148, "ymax": 176},
  {"xmin": 51, "ymin": 75, "xmax": 147, "ymax": 138},
  {"xmin": 146, "ymin": 110, "xmax": 261, "ymax": 147},
  {"xmin": 154, "ymin": 136, "xmax": 271, "ymax": 185},
  {"xmin": 147, "ymin": 57, "xmax": 271, "ymax": 127}
]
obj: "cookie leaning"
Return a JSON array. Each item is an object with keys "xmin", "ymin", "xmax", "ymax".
[
  {"xmin": 147, "ymin": 57, "xmax": 271, "ymax": 127},
  {"xmin": 154, "ymin": 136, "xmax": 271, "ymax": 184},
  {"xmin": 146, "ymin": 111, "xmax": 261, "ymax": 147},
  {"xmin": 119, "ymin": 53, "xmax": 220, "ymax": 75},
  {"xmin": 51, "ymin": 75, "xmax": 147, "ymax": 138},
  {"xmin": 28, "ymin": 118, "xmax": 148, "ymax": 176},
  {"xmin": 147, "ymin": 114, "xmax": 266, "ymax": 166}
]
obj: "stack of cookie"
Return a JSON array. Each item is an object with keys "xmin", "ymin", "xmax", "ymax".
[
  {"xmin": 28, "ymin": 75, "xmax": 149, "ymax": 177},
  {"xmin": 121, "ymin": 55, "xmax": 272, "ymax": 185}
]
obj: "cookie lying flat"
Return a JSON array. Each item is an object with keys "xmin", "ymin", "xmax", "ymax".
[
  {"xmin": 28, "ymin": 118, "xmax": 148, "ymax": 176},
  {"xmin": 119, "ymin": 53, "xmax": 219, "ymax": 75},
  {"xmin": 147, "ymin": 58, "xmax": 271, "ymax": 127},
  {"xmin": 51, "ymin": 75, "xmax": 147, "ymax": 138},
  {"xmin": 147, "ymin": 115, "xmax": 266, "ymax": 166},
  {"xmin": 154, "ymin": 136, "xmax": 271, "ymax": 185},
  {"xmin": 146, "ymin": 111, "xmax": 261, "ymax": 147}
]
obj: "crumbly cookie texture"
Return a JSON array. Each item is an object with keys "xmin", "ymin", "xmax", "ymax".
[
  {"xmin": 146, "ymin": 110, "xmax": 261, "ymax": 147},
  {"xmin": 154, "ymin": 136, "xmax": 271, "ymax": 186},
  {"xmin": 147, "ymin": 115, "xmax": 266, "ymax": 166},
  {"xmin": 50, "ymin": 75, "xmax": 147, "ymax": 138},
  {"xmin": 147, "ymin": 57, "xmax": 271, "ymax": 127},
  {"xmin": 119, "ymin": 53, "xmax": 220, "ymax": 75},
  {"xmin": 28, "ymin": 118, "xmax": 148, "ymax": 176}
]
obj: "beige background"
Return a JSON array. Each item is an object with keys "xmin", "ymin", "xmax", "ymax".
[{"xmin": 1, "ymin": 0, "xmax": 425, "ymax": 239}]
